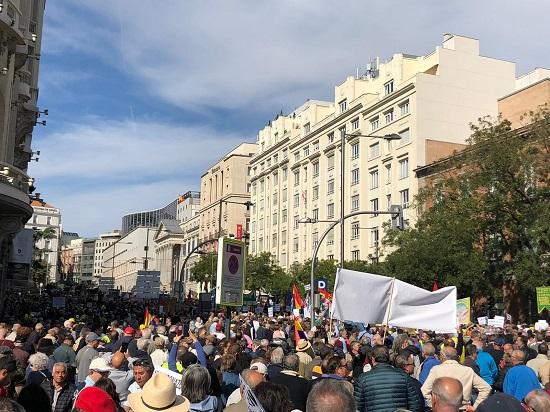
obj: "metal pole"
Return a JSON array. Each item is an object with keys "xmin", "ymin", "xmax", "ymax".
[
  {"xmin": 111, "ymin": 243, "xmax": 116, "ymax": 287},
  {"xmin": 177, "ymin": 238, "xmax": 217, "ymax": 303},
  {"xmin": 340, "ymin": 129, "xmax": 346, "ymax": 270},
  {"xmin": 309, "ymin": 209, "xmax": 398, "ymax": 324}
]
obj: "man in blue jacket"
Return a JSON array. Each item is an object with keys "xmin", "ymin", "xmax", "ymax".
[
  {"xmin": 419, "ymin": 342, "xmax": 440, "ymax": 384},
  {"xmin": 474, "ymin": 342, "xmax": 498, "ymax": 386},
  {"xmin": 504, "ymin": 350, "xmax": 542, "ymax": 401}
]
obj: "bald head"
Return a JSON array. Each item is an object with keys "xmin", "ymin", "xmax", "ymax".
[
  {"xmin": 432, "ymin": 377, "xmax": 463, "ymax": 411},
  {"xmin": 111, "ymin": 352, "xmax": 126, "ymax": 369},
  {"xmin": 241, "ymin": 369, "xmax": 264, "ymax": 390},
  {"xmin": 441, "ymin": 346, "xmax": 459, "ymax": 362}
]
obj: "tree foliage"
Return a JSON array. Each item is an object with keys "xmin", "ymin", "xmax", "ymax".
[
  {"xmin": 32, "ymin": 227, "xmax": 57, "ymax": 285},
  {"xmin": 190, "ymin": 252, "xmax": 217, "ymax": 291},
  {"xmin": 246, "ymin": 252, "xmax": 291, "ymax": 297},
  {"xmin": 382, "ymin": 109, "xmax": 550, "ymax": 320}
]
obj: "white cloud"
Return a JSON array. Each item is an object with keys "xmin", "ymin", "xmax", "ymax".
[
  {"xmin": 29, "ymin": 118, "xmax": 247, "ymax": 235},
  {"xmin": 45, "ymin": 1, "xmax": 550, "ymax": 113}
]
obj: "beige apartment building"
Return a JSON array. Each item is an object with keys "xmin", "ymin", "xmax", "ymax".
[
  {"xmin": 249, "ymin": 34, "xmax": 520, "ymax": 268},
  {"xmin": 199, "ymin": 142, "xmax": 257, "ymax": 248}
]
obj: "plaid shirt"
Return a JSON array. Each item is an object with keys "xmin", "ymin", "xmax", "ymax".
[{"xmin": 41, "ymin": 380, "xmax": 77, "ymax": 412}]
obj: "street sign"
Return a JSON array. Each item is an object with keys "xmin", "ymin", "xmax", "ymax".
[
  {"xmin": 315, "ymin": 278, "xmax": 327, "ymax": 292},
  {"xmin": 215, "ymin": 237, "xmax": 245, "ymax": 306}
]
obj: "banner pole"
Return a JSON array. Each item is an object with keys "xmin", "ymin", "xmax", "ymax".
[{"xmin": 381, "ymin": 278, "xmax": 396, "ymax": 344}]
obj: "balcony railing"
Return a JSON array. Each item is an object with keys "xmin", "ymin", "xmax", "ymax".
[{"xmin": 0, "ymin": 161, "xmax": 32, "ymax": 194}]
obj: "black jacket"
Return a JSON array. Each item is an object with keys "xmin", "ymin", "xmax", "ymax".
[
  {"xmin": 354, "ymin": 363, "xmax": 424, "ymax": 412},
  {"xmin": 41, "ymin": 380, "xmax": 77, "ymax": 412},
  {"xmin": 271, "ymin": 371, "xmax": 310, "ymax": 411}
]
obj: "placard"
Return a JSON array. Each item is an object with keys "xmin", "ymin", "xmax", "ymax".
[
  {"xmin": 267, "ymin": 307, "xmax": 274, "ymax": 318},
  {"xmin": 536, "ymin": 287, "xmax": 550, "ymax": 313},
  {"xmin": 215, "ymin": 237, "xmax": 245, "ymax": 306},
  {"xmin": 477, "ymin": 316, "xmax": 488, "ymax": 325},
  {"xmin": 493, "ymin": 315, "xmax": 505, "ymax": 328},
  {"xmin": 456, "ymin": 297, "xmax": 471, "ymax": 325}
]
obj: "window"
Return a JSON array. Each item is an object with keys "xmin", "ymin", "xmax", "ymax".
[
  {"xmin": 273, "ymin": 172, "xmax": 278, "ymax": 185},
  {"xmin": 258, "ymin": 238, "xmax": 263, "ymax": 250},
  {"xmin": 33, "ymin": 215, "xmax": 37, "ymax": 224},
  {"xmin": 282, "ymin": 167, "xmax": 288, "ymax": 180},
  {"xmin": 293, "ymin": 237, "xmax": 299, "ymax": 253},
  {"xmin": 351, "ymin": 195, "xmax": 360, "ymax": 212},
  {"xmin": 351, "ymin": 222, "xmax": 360, "ymax": 240},
  {"xmin": 313, "ymin": 161, "xmax": 319, "ymax": 178},
  {"xmin": 293, "ymin": 193, "xmax": 299, "ymax": 208},
  {"xmin": 327, "ymin": 153, "xmax": 335, "ymax": 170},
  {"xmin": 47, "ymin": 217, "xmax": 52, "ymax": 225},
  {"xmin": 327, "ymin": 254, "xmax": 334, "ymax": 260},
  {"xmin": 371, "ymin": 228, "xmax": 380, "ymax": 247},
  {"xmin": 303, "ymin": 145, "xmax": 310, "ymax": 156},
  {"xmin": 385, "ymin": 163, "xmax": 392, "ymax": 184},
  {"xmin": 272, "ymin": 212, "xmax": 278, "ymax": 225},
  {"xmin": 370, "ymin": 198, "xmax": 379, "ymax": 216},
  {"xmin": 370, "ymin": 142, "xmax": 380, "ymax": 159},
  {"xmin": 312, "ymin": 232, "xmax": 319, "ymax": 250},
  {"xmin": 313, "ymin": 141, "xmax": 319, "ymax": 152},
  {"xmin": 384, "ymin": 80, "xmax": 394, "ymax": 95},
  {"xmin": 282, "ymin": 209, "xmax": 287, "ymax": 223},
  {"xmin": 386, "ymin": 194, "xmax": 392, "ymax": 210},
  {"xmin": 370, "ymin": 169, "xmax": 379, "ymax": 189},
  {"xmin": 294, "ymin": 151, "xmax": 300, "ymax": 162},
  {"xmin": 272, "ymin": 233, "xmax": 277, "ymax": 245},
  {"xmin": 293, "ymin": 215, "xmax": 299, "ymax": 229},
  {"xmin": 281, "ymin": 231, "xmax": 287, "ymax": 245},
  {"xmin": 312, "ymin": 208, "xmax": 319, "ymax": 220},
  {"xmin": 400, "ymin": 189, "xmax": 410, "ymax": 208},
  {"xmin": 293, "ymin": 170, "xmax": 300, "ymax": 186},
  {"xmin": 327, "ymin": 203, "xmax": 335, "ymax": 219},
  {"xmin": 339, "ymin": 99, "xmax": 347, "ymax": 113},
  {"xmin": 399, "ymin": 158, "xmax": 409, "ymax": 179},
  {"xmin": 351, "ymin": 250, "xmax": 360, "ymax": 261},
  {"xmin": 327, "ymin": 179, "xmax": 335, "ymax": 194},
  {"xmin": 351, "ymin": 118, "xmax": 359, "ymax": 130},
  {"xmin": 370, "ymin": 117, "xmax": 379, "ymax": 131},
  {"xmin": 251, "ymin": 221, "xmax": 256, "ymax": 233},
  {"xmin": 304, "ymin": 123, "xmax": 310, "ymax": 134},
  {"xmin": 384, "ymin": 109, "xmax": 394, "ymax": 124},
  {"xmin": 312, "ymin": 185, "xmax": 319, "ymax": 200},
  {"xmin": 328, "ymin": 132, "xmax": 335, "ymax": 143},
  {"xmin": 273, "ymin": 192, "xmax": 278, "ymax": 206},
  {"xmin": 399, "ymin": 128, "xmax": 410, "ymax": 144},
  {"xmin": 327, "ymin": 229, "xmax": 334, "ymax": 245},
  {"xmin": 351, "ymin": 142, "xmax": 359, "ymax": 160},
  {"xmin": 260, "ymin": 179, "xmax": 265, "ymax": 192},
  {"xmin": 282, "ymin": 188, "xmax": 288, "ymax": 202},
  {"xmin": 351, "ymin": 168, "xmax": 360, "ymax": 185},
  {"xmin": 399, "ymin": 100, "xmax": 410, "ymax": 116}
]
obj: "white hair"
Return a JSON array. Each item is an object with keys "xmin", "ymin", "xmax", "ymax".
[{"xmin": 29, "ymin": 352, "xmax": 49, "ymax": 370}]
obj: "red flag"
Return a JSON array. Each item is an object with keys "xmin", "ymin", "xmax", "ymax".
[
  {"xmin": 319, "ymin": 288, "xmax": 333, "ymax": 300},
  {"xmin": 432, "ymin": 281, "xmax": 439, "ymax": 292},
  {"xmin": 292, "ymin": 284, "xmax": 303, "ymax": 309}
]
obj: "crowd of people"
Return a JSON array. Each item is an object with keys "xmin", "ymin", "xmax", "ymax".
[{"xmin": 0, "ymin": 289, "xmax": 549, "ymax": 412}]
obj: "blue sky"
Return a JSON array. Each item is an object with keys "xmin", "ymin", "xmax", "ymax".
[{"xmin": 29, "ymin": 1, "xmax": 550, "ymax": 237}]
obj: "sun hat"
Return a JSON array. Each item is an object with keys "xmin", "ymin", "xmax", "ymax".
[
  {"xmin": 296, "ymin": 339, "xmax": 312, "ymax": 352},
  {"xmin": 128, "ymin": 373, "xmax": 190, "ymax": 412},
  {"xmin": 85, "ymin": 332, "xmax": 100, "ymax": 343},
  {"xmin": 89, "ymin": 357, "xmax": 113, "ymax": 372},
  {"xmin": 74, "ymin": 387, "xmax": 116, "ymax": 412}
]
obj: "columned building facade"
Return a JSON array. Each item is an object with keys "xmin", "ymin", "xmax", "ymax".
[{"xmin": 249, "ymin": 34, "xmax": 518, "ymax": 268}]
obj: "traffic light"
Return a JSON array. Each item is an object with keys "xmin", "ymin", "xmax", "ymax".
[
  {"xmin": 390, "ymin": 205, "xmax": 404, "ymax": 230},
  {"xmin": 243, "ymin": 201, "xmax": 254, "ymax": 211}
]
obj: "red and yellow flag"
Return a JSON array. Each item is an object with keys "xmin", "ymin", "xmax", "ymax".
[
  {"xmin": 319, "ymin": 288, "xmax": 332, "ymax": 301},
  {"xmin": 144, "ymin": 307, "xmax": 153, "ymax": 326},
  {"xmin": 292, "ymin": 284, "xmax": 303, "ymax": 309},
  {"xmin": 294, "ymin": 318, "xmax": 308, "ymax": 344}
]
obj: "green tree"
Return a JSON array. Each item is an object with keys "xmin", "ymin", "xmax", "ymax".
[
  {"xmin": 32, "ymin": 227, "xmax": 57, "ymax": 285},
  {"xmin": 190, "ymin": 252, "xmax": 217, "ymax": 291},
  {"xmin": 383, "ymin": 109, "xmax": 550, "ymax": 321},
  {"xmin": 246, "ymin": 252, "xmax": 291, "ymax": 297}
]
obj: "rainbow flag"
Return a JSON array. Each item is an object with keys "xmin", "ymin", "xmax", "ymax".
[
  {"xmin": 294, "ymin": 318, "xmax": 308, "ymax": 344},
  {"xmin": 292, "ymin": 284, "xmax": 303, "ymax": 309}
]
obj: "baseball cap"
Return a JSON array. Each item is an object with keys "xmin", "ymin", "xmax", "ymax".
[
  {"xmin": 85, "ymin": 332, "xmax": 101, "ymax": 343},
  {"xmin": 89, "ymin": 357, "xmax": 113, "ymax": 372},
  {"xmin": 75, "ymin": 387, "xmax": 116, "ymax": 412},
  {"xmin": 250, "ymin": 362, "xmax": 268, "ymax": 375},
  {"xmin": 124, "ymin": 327, "xmax": 135, "ymax": 335}
]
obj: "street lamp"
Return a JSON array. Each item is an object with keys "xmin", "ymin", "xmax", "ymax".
[{"xmin": 338, "ymin": 130, "xmax": 401, "ymax": 270}]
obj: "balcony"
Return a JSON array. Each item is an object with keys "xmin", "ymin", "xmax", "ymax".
[{"xmin": 0, "ymin": 161, "xmax": 32, "ymax": 206}]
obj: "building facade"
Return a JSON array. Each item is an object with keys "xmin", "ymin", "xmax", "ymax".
[
  {"xmin": 199, "ymin": 142, "xmax": 257, "ymax": 248},
  {"xmin": 0, "ymin": 0, "xmax": 46, "ymax": 308},
  {"xmin": 249, "ymin": 34, "xmax": 518, "ymax": 267},
  {"xmin": 25, "ymin": 199, "xmax": 61, "ymax": 282},
  {"xmin": 93, "ymin": 230, "xmax": 121, "ymax": 282},
  {"xmin": 121, "ymin": 199, "xmax": 177, "ymax": 235},
  {"xmin": 102, "ymin": 226, "xmax": 157, "ymax": 292}
]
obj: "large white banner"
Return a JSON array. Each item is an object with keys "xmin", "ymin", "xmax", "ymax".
[{"xmin": 330, "ymin": 269, "xmax": 457, "ymax": 333}]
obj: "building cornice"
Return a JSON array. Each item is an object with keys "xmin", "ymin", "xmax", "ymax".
[
  {"xmin": 361, "ymin": 83, "xmax": 415, "ymax": 118},
  {"xmin": 250, "ymin": 136, "xmax": 290, "ymax": 165}
]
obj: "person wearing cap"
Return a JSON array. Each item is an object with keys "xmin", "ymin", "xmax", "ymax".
[
  {"xmin": 74, "ymin": 386, "xmax": 117, "ymax": 412},
  {"xmin": 214, "ymin": 323, "xmax": 226, "ymax": 341},
  {"xmin": 128, "ymin": 372, "xmax": 190, "ymax": 412},
  {"xmin": 41, "ymin": 362, "xmax": 77, "ymax": 412},
  {"xmin": 75, "ymin": 332, "xmax": 100, "ymax": 385},
  {"xmin": 53, "ymin": 334, "xmax": 76, "ymax": 375},
  {"xmin": 79, "ymin": 357, "xmax": 113, "ymax": 389},
  {"xmin": 112, "ymin": 327, "xmax": 135, "ymax": 354},
  {"xmin": 296, "ymin": 339, "xmax": 313, "ymax": 377}
]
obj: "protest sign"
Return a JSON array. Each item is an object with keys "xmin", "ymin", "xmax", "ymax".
[
  {"xmin": 493, "ymin": 315, "xmax": 505, "ymax": 328},
  {"xmin": 267, "ymin": 306, "xmax": 274, "ymax": 318},
  {"xmin": 331, "ymin": 269, "xmax": 457, "ymax": 333},
  {"xmin": 456, "ymin": 297, "xmax": 471, "ymax": 325},
  {"xmin": 536, "ymin": 287, "xmax": 550, "ymax": 313},
  {"xmin": 240, "ymin": 375, "xmax": 265, "ymax": 412},
  {"xmin": 477, "ymin": 316, "xmax": 488, "ymax": 325}
]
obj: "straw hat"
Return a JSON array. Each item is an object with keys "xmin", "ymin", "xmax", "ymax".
[
  {"xmin": 296, "ymin": 339, "xmax": 312, "ymax": 352},
  {"xmin": 128, "ymin": 373, "xmax": 190, "ymax": 412}
]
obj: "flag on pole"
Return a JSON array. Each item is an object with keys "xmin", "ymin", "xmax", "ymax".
[
  {"xmin": 144, "ymin": 307, "xmax": 153, "ymax": 326},
  {"xmin": 319, "ymin": 288, "xmax": 333, "ymax": 300},
  {"xmin": 294, "ymin": 318, "xmax": 308, "ymax": 344},
  {"xmin": 292, "ymin": 284, "xmax": 303, "ymax": 310}
]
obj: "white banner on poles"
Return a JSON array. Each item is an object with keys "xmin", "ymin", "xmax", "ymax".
[{"xmin": 330, "ymin": 269, "xmax": 457, "ymax": 333}]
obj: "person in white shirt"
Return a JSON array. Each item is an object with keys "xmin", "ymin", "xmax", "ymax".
[{"xmin": 150, "ymin": 337, "xmax": 168, "ymax": 367}]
